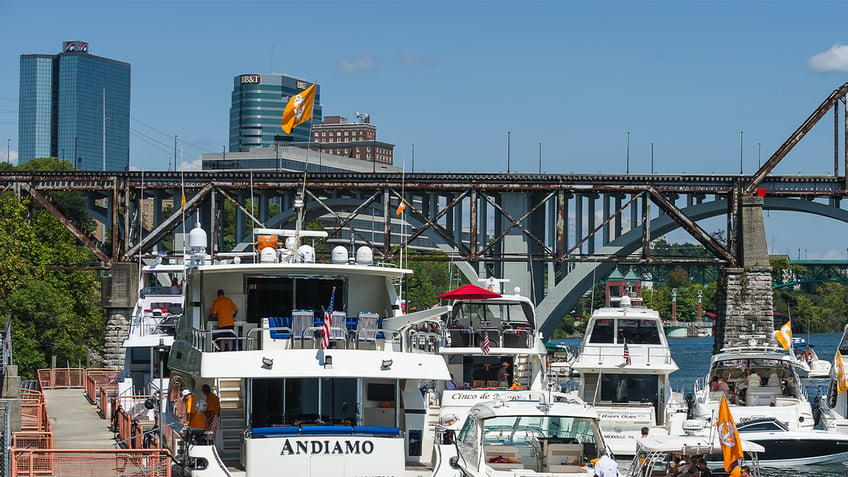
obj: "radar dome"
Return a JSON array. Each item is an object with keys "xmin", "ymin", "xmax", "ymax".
[
  {"xmin": 188, "ymin": 224, "xmax": 208, "ymax": 249},
  {"xmin": 331, "ymin": 246, "xmax": 349, "ymax": 264},
  {"xmin": 620, "ymin": 295, "xmax": 632, "ymax": 308},
  {"xmin": 298, "ymin": 245, "xmax": 315, "ymax": 263},
  {"xmin": 356, "ymin": 246, "xmax": 373, "ymax": 265},
  {"xmin": 260, "ymin": 247, "xmax": 277, "ymax": 263}
]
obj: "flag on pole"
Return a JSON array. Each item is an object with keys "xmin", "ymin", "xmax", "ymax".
[
  {"xmin": 623, "ymin": 339, "xmax": 631, "ymax": 366},
  {"xmin": 481, "ymin": 334, "xmax": 490, "ymax": 355},
  {"xmin": 836, "ymin": 350, "xmax": 848, "ymax": 394},
  {"xmin": 774, "ymin": 320, "xmax": 792, "ymax": 350},
  {"xmin": 321, "ymin": 287, "xmax": 335, "ymax": 349},
  {"xmin": 281, "ymin": 83, "xmax": 317, "ymax": 134},
  {"xmin": 395, "ymin": 200, "xmax": 406, "ymax": 215},
  {"xmin": 716, "ymin": 394, "xmax": 744, "ymax": 472},
  {"xmin": 180, "ymin": 192, "xmax": 186, "ymax": 211}
]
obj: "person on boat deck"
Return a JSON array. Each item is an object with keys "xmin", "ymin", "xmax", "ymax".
[
  {"xmin": 593, "ymin": 449, "xmax": 618, "ymax": 477},
  {"xmin": 446, "ymin": 374, "xmax": 458, "ymax": 390},
  {"xmin": 203, "ymin": 384, "xmax": 221, "ymax": 442},
  {"xmin": 498, "ymin": 362, "xmax": 511, "ymax": 387},
  {"xmin": 694, "ymin": 457, "xmax": 712, "ymax": 477},
  {"xmin": 183, "ymin": 390, "xmax": 207, "ymax": 443},
  {"xmin": 170, "ymin": 277, "xmax": 181, "ymax": 294},
  {"xmin": 714, "ymin": 377, "xmax": 736, "ymax": 403},
  {"xmin": 211, "ymin": 289, "xmax": 238, "ymax": 351}
]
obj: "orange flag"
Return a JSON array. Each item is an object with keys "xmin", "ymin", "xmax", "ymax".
[
  {"xmin": 836, "ymin": 350, "xmax": 848, "ymax": 394},
  {"xmin": 281, "ymin": 83, "xmax": 316, "ymax": 134},
  {"xmin": 716, "ymin": 395, "xmax": 744, "ymax": 471},
  {"xmin": 395, "ymin": 200, "xmax": 406, "ymax": 215},
  {"xmin": 774, "ymin": 320, "xmax": 792, "ymax": 350}
]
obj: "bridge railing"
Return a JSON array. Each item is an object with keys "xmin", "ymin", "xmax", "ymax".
[{"xmin": 9, "ymin": 449, "xmax": 170, "ymax": 477}]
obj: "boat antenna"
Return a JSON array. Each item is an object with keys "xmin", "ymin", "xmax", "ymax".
[
  {"xmin": 180, "ymin": 167, "xmax": 187, "ymax": 260},
  {"xmin": 590, "ymin": 268, "xmax": 597, "ymax": 314},
  {"xmin": 137, "ymin": 169, "xmax": 144, "ymax": 281}
]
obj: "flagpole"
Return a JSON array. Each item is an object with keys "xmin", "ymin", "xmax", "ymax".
[{"xmin": 294, "ymin": 83, "xmax": 317, "ymax": 252}]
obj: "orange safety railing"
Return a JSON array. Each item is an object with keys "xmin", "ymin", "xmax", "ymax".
[
  {"xmin": 19, "ymin": 389, "xmax": 49, "ymax": 432},
  {"xmin": 98, "ymin": 384, "xmax": 114, "ymax": 420},
  {"xmin": 84, "ymin": 369, "xmax": 119, "ymax": 403},
  {"xmin": 112, "ymin": 395, "xmax": 157, "ymax": 449},
  {"xmin": 11, "ymin": 432, "xmax": 54, "ymax": 476},
  {"xmin": 37, "ymin": 367, "xmax": 120, "ymax": 390},
  {"xmin": 10, "ymin": 449, "xmax": 170, "ymax": 477}
]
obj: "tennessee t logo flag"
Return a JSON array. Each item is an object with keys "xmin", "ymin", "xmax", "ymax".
[
  {"xmin": 836, "ymin": 350, "xmax": 848, "ymax": 394},
  {"xmin": 281, "ymin": 83, "xmax": 316, "ymax": 134},
  {"xmin": 774, "ymin": 320, "xmax": 792, "ymax": 350},
  {"xmin": 716, "ymin": 395, "xmax": 744, "ymax": 471}
]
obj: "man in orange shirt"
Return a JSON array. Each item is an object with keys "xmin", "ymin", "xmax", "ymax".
[
  {"xmin": 184, "ymin": 390, "xmax": 207, "ymax": 443},
  {"xmin": 211, "ymin": 289, "xmax": 238, "ymax": 351}
]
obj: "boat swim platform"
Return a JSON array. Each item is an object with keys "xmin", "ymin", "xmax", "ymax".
[{"xmin": 44, "ymin": 388, "xmax": 116, "ymax": 449}]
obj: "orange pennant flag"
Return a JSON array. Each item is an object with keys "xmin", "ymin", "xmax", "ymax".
[
  {"xmin": 774, "ymin": 320, "xmax": 792, "ymax": 350},
  {"xmin": 395, "ymin": 200, "xmax": 406, "ymax": 215},
  {"xmin": 281, "ymin": 83, "xmax": 316, "ymax": 134},
  {"xmin": 180, "ymin": 192, "xmax": 186, "ymax": 211},
  {"xmin": 716, "ymin": 395, "xmax": 744, "ymax": 472},
  {"xmin": 836, "ymin": 350, "xmax": 848, "ymax": 394}
]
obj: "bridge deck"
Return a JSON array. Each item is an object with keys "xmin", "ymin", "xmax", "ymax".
[{"xmin": 44, "ymin": 388, "xmax": 115, "ymax": 449}]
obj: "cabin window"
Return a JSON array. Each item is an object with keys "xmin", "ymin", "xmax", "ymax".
[
  {"xmin": 249, "ymin": 377, "xmax": 356, "ymax": 427},
  {"xmin": 588, "ymin": 319, "xmax": 615, "ymax": 343},
  {"xmin": 245, "ymin": 276, "xmax": 345, "ymax": 325},
  {"xmin": 600, "ymin": 374, "xmax": 659, "ymax": 403},
  {"xmin": 618, "ymin": 319, "xmax": 661, "ymax": 345}
]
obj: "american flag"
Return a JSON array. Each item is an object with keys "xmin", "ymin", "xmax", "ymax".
[
  {"xmin": 623, "ymin": 339, "xmax": 631, "ymax": 366},
  {"xmin": 322, "ymin": 288, "xmax": 335, "ymax": 349},
  {"xmin": 481, "ymin": 334, "xmax": 490, "ymax": 355}
]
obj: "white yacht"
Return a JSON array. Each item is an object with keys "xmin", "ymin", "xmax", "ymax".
[
  {"xmin": 569, "ymin": 295, "xmax": 685, "ymax": 457},
  {"xmin": 162, "ymin": 223, "xmax": 451, "ymax": 477},
  {"xmin": 690, "ymin": 336, "xmax": 814, "ymax": 433},
  {"xmin": 433, "ymin": 394, "xmax": 610, "ymax": 477},
  {"xmin": 790, "ymin": 337, "xmax": 831, "ymax": 379},
  {"xmin": 436, "ymin": 279, "xmax": 552, "ymax": 437},
  {"xmin": 118, "ymin": 255, "xmax": 185, "ymax": 399}
]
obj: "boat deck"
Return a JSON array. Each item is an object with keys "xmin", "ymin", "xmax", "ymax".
[{"xmin": 44, "ymin": 388, "xmax": 116, "ymax": 449}]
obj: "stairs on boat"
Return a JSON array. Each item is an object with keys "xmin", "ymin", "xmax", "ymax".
[
  {"xmin": 513, "ymin": 354, "xmax": 531, "ymax": 388},
  {"xmin": 217, "ymin": 378, "xmax": 243, "ymax": 464}
]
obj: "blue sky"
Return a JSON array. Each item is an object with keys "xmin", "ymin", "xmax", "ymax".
[{"xmin": 1, "ymin": 0, "xmax": 848, "ymax": 259}]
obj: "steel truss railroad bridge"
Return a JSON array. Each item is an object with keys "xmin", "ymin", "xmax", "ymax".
[{"xmin": 7, "ymin": 82, "xmax": 848, "ymax": 335}]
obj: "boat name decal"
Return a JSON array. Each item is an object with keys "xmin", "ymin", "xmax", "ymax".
[
  {"xmin": 445, "ymin": 391, "xmax": 536, "ymax": 401},
  {"xmin": 280, "ymin": 439, "xmax": 374, "ymax": 455}
]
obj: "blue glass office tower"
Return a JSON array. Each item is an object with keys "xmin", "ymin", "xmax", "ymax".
[
  {"xmin": 19, "ymin": 41, "xmax": 130, "ymax": 170},
  {"xmin": 229, "ymin": 74, "xmax": 322, "ymax": 152}
]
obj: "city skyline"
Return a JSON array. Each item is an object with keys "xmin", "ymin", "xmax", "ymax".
[{"xmin": 2, "ymin": 1, "xmax": 848, "ymax": 258}]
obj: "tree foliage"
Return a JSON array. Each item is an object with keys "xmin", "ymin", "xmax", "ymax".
[{"xmin": 0, "ymin": 165, "xmax": 103, "ymax": 379}]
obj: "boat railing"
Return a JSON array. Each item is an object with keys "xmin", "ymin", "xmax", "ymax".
[
  {"xmin": 407, "ymin": 329, "xmax": 441, "ymax": 352},
  {"xmin": 232, "ymin": 325, "xmax": 404, "ymax": 351},
  {"xmin": 443, "ymin": 326, "xmax": 533, "ymax": 349},
  {"xmin": 576, "ymin": 343, "xmax": 673, "ymax": 364}
]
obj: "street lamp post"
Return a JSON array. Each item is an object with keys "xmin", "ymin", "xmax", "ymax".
[{"xmin": 155, "ymin": 338, "xmax": 169, "ymax": 448}]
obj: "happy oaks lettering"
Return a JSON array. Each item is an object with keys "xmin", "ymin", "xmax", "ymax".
[{"xmin": 281, "ymin": 439, "xmax": 374, "ymax": 456}]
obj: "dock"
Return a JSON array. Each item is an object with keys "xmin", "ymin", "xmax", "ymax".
[{"xmin": 43, "ymin": 388, "xmax": 115, "ymax": 448}]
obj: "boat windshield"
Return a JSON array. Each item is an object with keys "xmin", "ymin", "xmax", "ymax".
[
  {"xmin": 588, "ymin": 319, "xmax": 662, "ymax": 345},
  {"xmin": 468, "ymin": 414, "xmax": 601, "ymax": 448}
]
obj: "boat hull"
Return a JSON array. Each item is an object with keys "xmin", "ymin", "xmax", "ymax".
[{"xmin": 739, "ymin": 434, "xmax": 848, "ymax": 466}]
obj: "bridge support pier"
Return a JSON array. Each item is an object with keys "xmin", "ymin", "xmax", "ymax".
[{"xmin": 714, "ymin": 196, "xmax": 774, "ymax": 353}]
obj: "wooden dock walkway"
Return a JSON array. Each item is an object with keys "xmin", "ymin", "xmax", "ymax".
[{"xmin": 44, "ymin": 388, "xmax": 116, "ymax": 449}]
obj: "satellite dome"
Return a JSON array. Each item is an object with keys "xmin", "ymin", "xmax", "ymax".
[{"xmin": 331, "ymin": 246, "xmax": 349, "ymax": 264}]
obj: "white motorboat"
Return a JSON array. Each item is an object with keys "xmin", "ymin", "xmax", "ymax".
[
  {"xmin": 628, "ymin": 435, "xmax": 764, "ymax": 477},
  {"xmin": 433, "ymin": 394, "xmax": 610, "ymax": 477},
  {"xmin": 791, "ymin": 337, "xmax": 831, "ymax": 379},
  {"xmin": 436, "ymin": 278, "xmax": 553, "ymax": 435},
  {"xmin": 162, "ymin": 223, "xmax": 451, "ymax": 477},
  {"xmin": 569, "ymin": 295, "xmax": 686, "ymax": 456},
  {"xmin": 733, "ymin": 417, "xmax": 848, "ymax": 466},
  {"xmin": 689, "ymin": 336, "xmax": 815, "ymax": 433},
  {"xmin": 118, "ymin": 256, "xmax": 185, "ymax": 400}
]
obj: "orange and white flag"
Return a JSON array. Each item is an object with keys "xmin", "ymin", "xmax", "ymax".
[
  {"xmin": 395, "ymin": 200, "xmax": 406, "ymax": 215},
  {"xmin": 836, "ymin": 350, "xmax": 848, "ymax": 394},
  {"xmin": 716, "ymin": 395, "xmax": 744, "ymax": 472},
  {"xmin": 774, "ymin": 320, "xmax": 792, "ymax": 351},
  {"xmin": 281, "ymin": 83, "xmax": 316, "ymax": 134}
]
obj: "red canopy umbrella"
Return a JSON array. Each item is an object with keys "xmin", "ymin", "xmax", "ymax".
[{"xmin": 438, "ymin": 283, "xmax": 501, "ymax": 300}]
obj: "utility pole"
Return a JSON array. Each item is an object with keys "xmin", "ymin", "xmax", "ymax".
[
  {"xmin": 507, "ymin": 131, "xmax": 511, "ymax": 173},
  {"xmin": 174, "ymin": 135, "xmax": 178, "ymax": 170},
  {"xmin": 626, "ymin": 131, "xmax": 630, "ymax": 174}
]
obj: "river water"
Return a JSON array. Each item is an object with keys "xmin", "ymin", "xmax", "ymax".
[{"xmin": 552, "ymin": 332, "xmax": 848, "ymax": 476}]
